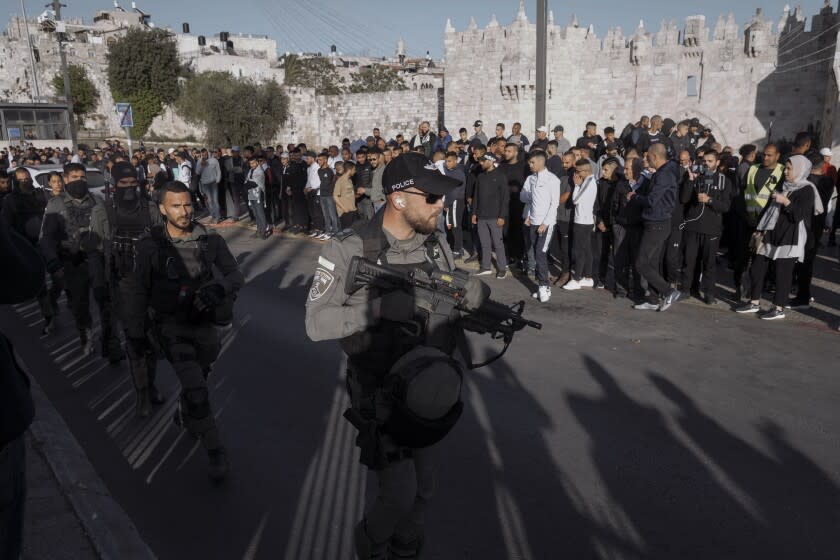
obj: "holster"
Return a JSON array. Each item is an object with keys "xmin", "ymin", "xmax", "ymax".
[{"xmin": 343, "ymin": 407, "xmax": 388, "ymax": 471}]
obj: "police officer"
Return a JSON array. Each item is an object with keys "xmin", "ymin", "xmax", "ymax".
[
  {"xmin": 306, "ymin": 153, "xmax": 484, "ymax": 559},
  {"xmin": 39, "ymin": 163, "xmax": 119, "ymax": 357},
  {"xmin": 90, "ymin": 161, "xmax": 165, "ymax": 417},
  {"xmin": 131, "ymin": 181, "xmax": 243, "ymax": 481}
]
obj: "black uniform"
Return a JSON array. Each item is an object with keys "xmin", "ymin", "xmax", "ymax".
[{"xmin": 131, "ymin": 222, "xmax": 243, "ymax": 476}]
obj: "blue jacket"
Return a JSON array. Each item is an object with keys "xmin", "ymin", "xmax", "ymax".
[{"xmin": 636, "ymin": 160, "xmax": 679, "ymax": 224}]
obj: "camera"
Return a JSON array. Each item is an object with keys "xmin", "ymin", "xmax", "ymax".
[{"xmin": 691, "ymin": 163, "xmax": 707, "ymax": 175}]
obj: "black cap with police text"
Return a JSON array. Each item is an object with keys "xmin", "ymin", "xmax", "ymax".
[
  {"xmin": 382, "ymin": 152, "xmax": 461, "ymax": 196},
  {"xmin": 111, "ymin": 161, "xmax": 137, "ymax": 182}
]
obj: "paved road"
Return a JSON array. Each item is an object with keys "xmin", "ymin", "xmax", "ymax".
[{"xmin": 3, "ymin": 227, "xmax": 840, "ymax": 560}]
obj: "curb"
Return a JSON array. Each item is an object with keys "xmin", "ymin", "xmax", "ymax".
[{"xmin": 26, "ymin": 373, "xmax": 157, "ymax": 560}]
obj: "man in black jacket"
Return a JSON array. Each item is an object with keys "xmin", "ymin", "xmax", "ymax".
[
  {"xmin": 464, "ymin": 144, "xmax": 487, "ymax": 263},
  {"xmin": 353, "ymin": 149, "xmax": 374, "ymax": 220},
  {"xmin": 680, "ymin": 150, "xmax": 732, "ymax": 304},
  {"xmin": 471, "ymin": 153, "xmax": 509, "ymax": 278},
  {"xmin": 665, "ymin": 150, "xmax": 696, "ymax": 284},
  {"xmin": 629, "ymin": 144, "xmax": 680, "ymax": 310},
  {"xmin": 0, "ymin": 219, "xmax": 43, "ymax": 560},
  {"xmin": 499, "ymin": 143, "xmax": 529, "ymax": 270},
  {"xmin": 636, "ymin": 115, "xmax": 674, "ymax": 159}
]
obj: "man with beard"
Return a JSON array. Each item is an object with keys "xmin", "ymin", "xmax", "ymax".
[
  {"xmin": 40, "ymin": 163, "xmax": 120, "ymax": 357},
  {"xmin": 132, "ymin": 181, "xmax": 243, "ymax": 480},
  {"xmin": 499, "ymin": 143, "xmax": 529, "ymax": 272},
  {"xmin": 91, "ymin": 162, "xmax": 165, "ymax": 416},
  {"xmin": 306, "ymin": 152, "xmax": 480, "ymax": 559},
  {"xmin": 1, "ymin": 168, "xmax": 56, "ymax": 334}
]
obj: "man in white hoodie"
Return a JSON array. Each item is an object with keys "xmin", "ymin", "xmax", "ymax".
[
  {"xmin": 564, "ymin": 159, "xmax": 597, "ymax": 290},
  {"xmin": 521, "ymin": 151, "xmax": 560, "ymax": 302}
]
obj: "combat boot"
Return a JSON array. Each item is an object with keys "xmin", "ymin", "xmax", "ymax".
[
  {"xmin": 207, "ymin": 448, "xmax": 229, "ymax": 482},
  {"xmin": 354, "ymin": 520, "xmax": 387, "ymax": 560},
  {"xmin": 389, "ymin": 534, "xmax": 424, "ymax": 559}
]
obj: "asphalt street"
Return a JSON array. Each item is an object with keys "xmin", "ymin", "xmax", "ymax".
[{"xmin": 3, "ymin": 227, "xmax": 840, "ymax": 560}]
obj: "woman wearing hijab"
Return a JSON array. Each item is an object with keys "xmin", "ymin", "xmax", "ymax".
[{"xmin": 735, "ymin": 154, "xmax": 823, "ymax": 319}]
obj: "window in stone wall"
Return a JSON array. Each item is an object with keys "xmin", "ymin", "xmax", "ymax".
[{"xmin": 686, "ymin": 75, "xmax": 698, "ymax": 97}]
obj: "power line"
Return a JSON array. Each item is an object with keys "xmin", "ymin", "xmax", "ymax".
[
  {"xmin": 773, "ymin": 53, "xmax": 836, "ymax": 73},
  {"xmin": 776, "ymin": 42, "xmax": 837, "ymax": 69}
]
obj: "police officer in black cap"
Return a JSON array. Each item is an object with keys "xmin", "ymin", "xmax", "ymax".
[
  {"xmin": 305, "ymin": 152, "xmax": 488, "ymax": 559},
  {"xmin": 91, "ymin": 161, "xmax": 165, "ymax": 416}
]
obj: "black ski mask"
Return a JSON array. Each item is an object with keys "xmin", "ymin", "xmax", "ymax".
[
  {"xmin": 65, "ymin": 180, "xmax": 89, "ymax": 199},
  {"xmin": 114, "ymin": 185, "xmax": 139, "ymax": 208}
]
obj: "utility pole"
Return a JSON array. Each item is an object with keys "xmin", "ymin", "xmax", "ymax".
[
  {"xmin": 535, "ymin": 0, "xmax": 547, "ymax": 131},
  {"xmin": 20, "ymin": 0, "xmax": 41, "ymax": 102},
  {"xmin": 52, "ymin": 0, "xmax": 78, "ymax": 151}
]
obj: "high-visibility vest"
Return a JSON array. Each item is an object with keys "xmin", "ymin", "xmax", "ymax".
[{"xmin": 744, "ymin": 163, "xmax": 784, "ymax": 219}]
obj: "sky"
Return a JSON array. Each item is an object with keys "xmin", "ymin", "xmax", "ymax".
[{"xmin": 7, "ymin": 0, "xmax": 833, "ymax": 58}]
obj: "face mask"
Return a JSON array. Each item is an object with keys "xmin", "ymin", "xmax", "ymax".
[
  {"xmin": 115, "ymin": 186, "xmax": 139, "ymax": 207},
  {"xmin": 65, "ymin": 180, "xmax": 89, "ymax": 199},
  {"xmin": 18, "ymin": 179, "xmax": 34, "ymax": 193}
]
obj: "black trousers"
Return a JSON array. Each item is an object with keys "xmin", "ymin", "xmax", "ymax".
[
  {"xmin": 682, "ymin": 231, "xmax": 721, "ymax": 297},
  {"xmin": 664, "ymin": 225, "xmax": 684, "ymax": 284},
  {"xmin": 307, "ymin": 192, "xmax": 324, "ymax": 231},
  {"xmin": 290, "ymin": 189, "xmax": 309, "ymax": 228},
  {"xmin": 593, "ymin": 229, "xmax": 612, "ymax": 286},
  {"xmin": 613, "ymin": 223, "xmax": 645, "ymax": 295},
  {"xmin": 444, "ymin": 198, "xmax": 465, "ymax": 255},
  {"xmin": 550, "ymin": 220, "xmax": 572, "ymax": 273},
  {"xmin": 731, "ymin": 219, "xmax": 754, "ymax": 295},
  {"xmin": 527, "ymin": 224, "xmax": 554, "ymax": 286},
  {"xmin": 636, "ymin": 222, "xmax": 671, "ymax": 302},
  {"xmin": 749, "ymin": 255, "xmax": 796, "ymax": 307},
  {"xmin": 572, "ymin": 223, "xmax": 594, "ymax": 280}
]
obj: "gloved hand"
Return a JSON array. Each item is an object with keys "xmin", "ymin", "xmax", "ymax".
[
  {"xmin": 370, "ymin": 289, "xmax": 416, "ymax": 323},
  {"xmin": 194, "ymin": 283, "xmax": 226, "ymax": 311},
  {"xmin": 460, "ymin": 276, "xmax": 490, "ymax": 312}
]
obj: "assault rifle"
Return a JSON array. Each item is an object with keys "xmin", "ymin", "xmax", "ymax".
[{"xmin": 346, "ymin": 256, "xmax": 541, "ymax": 368}]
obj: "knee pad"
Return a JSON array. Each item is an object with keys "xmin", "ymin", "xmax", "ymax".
[{"xmin": 183, "ymin": 388, "xmax": 211, "ymax": 419}]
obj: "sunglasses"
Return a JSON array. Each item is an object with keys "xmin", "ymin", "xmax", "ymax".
[{"xmin": 401, "ymin": 190, "xmax": 444, "ymax": 204}]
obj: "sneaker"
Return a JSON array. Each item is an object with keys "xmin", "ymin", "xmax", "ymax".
[
  {"xmin": 634, "ymin": 302, "xmax": 660, "ymax": 311},
  {"xmin": 531, "ymin": 291, "xmax": 540, "ymax": 299},
  {"xmin": 594, "ymin": 281, "xmax": 605, "ymax": 289},
  {"xmin": 317, "ymin": 233, "xmax": 330, "ymax": 240},
  {"xmin": 579, "ymin": 277, "xmax": 594, "ymax": 288},
  {"xmin": 464, "ymin": 254, "xmax": 479, "ymax": 264},
  {"xmin": 734, "ymin": 302, "xmax": 760, "ymax": 314},
  {"xmin": 475, "ymin": 269, "xmax": 492, "ymax": 276},
  {"xmin": 452, "ymin": 251, "xmax": 463, "ymax": 260},
  {"xmin": 563, "ymin": 279, "xmax": 581, "ymax": 290},
  {"xmin": 553, "ymin": 271, "xmax": 570, "ymax": 287},
  {"xmin": 538, "ymin": 286, "xmax": 551, "ymax": 303},
  {"xmin": 704, "ymin": 294, "xmax": 717, "ymax": 306},
  {"xmin": 308, "ymin": 230, "xmax": 321, "ymax": 238},
  {"xmin": 759, "ymin": 307, "xmax": 786, "ymax": 320},
  {"xmin": 660, "ymin": 288, "xmax": 681, "ymax": 311},
  {"xmin": 786, "ymin": 297, "xmax": 811, "ymax": 310},
  {"xmin": 495, "ymin": 270, "xmax": 507, "ymax": 279}
]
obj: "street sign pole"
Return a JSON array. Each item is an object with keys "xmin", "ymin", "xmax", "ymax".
[
  {"xmin": 124, "ymin": 125, "xmax": 132, "ymax": 154},
  {"xmin": 115, "ymin": 102, "xmax": 134, "ymax": 153}
]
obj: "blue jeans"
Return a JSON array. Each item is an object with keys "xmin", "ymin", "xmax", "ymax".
[
  {"xmin": 320, "ymin": 196, "xmax": 340, "ymax": 234},
  {"xmin": 200, "ymin": 181, "xmax": 221, "ymax": 220}
]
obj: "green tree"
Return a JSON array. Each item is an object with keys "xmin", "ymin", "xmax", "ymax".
[
  {"xmin": 281, "ymin": 54, "xmax": 344, "ymax": 95},
  {"xmin": 51, "ymin": 64, "xmax": 98, "ymax": 126},
  {"xmin": 107, "ymin": 28, "xmax": 181, "ymax": 136},
  {"xmin": 345, "ymin": 65, "xmax": 408, "ymax": 94},
  {"xmin": 176, "ymin": 71, "xmax": 289, "ymax": 147}
]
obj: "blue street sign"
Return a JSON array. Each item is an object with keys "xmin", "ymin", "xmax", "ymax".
[
  {"xmin": 8, "ymin": 127, "xmax": 21, "ymax": 139},
  {"xmin": 115, "ymin": 102, "xmax": 134, "ymax": 128}
]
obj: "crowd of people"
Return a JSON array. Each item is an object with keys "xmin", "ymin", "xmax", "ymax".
[{"xmin": 1, "ymin": 114, "xmax": 838, "ymax": 322}]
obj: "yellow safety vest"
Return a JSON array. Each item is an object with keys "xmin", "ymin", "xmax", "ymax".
[{"xmin": 744, "ymin": 163, "xmax": 784, "ymax": 220}]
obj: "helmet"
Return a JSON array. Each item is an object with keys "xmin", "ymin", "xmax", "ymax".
[{"xmin": 383, "ymin": 346, "xmax": 464, "ymax": 448}]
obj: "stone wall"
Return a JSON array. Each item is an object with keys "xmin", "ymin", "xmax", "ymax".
[
  {"xmin": 444, "ymin": 2, "xmax": 840, "ymax": 152},
  {"xmin": 277, "ymin": 87, "xmax": 440, "ymax": 148}
]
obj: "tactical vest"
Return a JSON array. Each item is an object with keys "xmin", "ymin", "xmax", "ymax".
[
  {"xmin": 54, "ymin": 194, "xmax": 99, "ymax": 254},
  {"xmin": 146, "ymin": 225, "xmax": 219, "ymax": 323},
  {"xmin": 744, "ymin": 163, "xmax": 784, "ymax": 221},
  {"xmin": 108, "ymin": 201, "xmax": 152, "ymax": 278},
  {"xmin": 340, "ymin": 212, "xmax": 455, "ymax": 377}
]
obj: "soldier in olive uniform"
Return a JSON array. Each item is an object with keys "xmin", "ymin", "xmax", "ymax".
[
  {"xmin": 39, "ymin": 163, "xmax": 120, "ymax": 358},
  {"xmin": 131, "ymin": 181, "xmax": 243, "ymax": 481},
  {"xmin": 306, "ymin": 153, "xmax": 483, "ymax": 559},
  {"xmin": 90, "ymin": 162, "xmax": 165, "ymax": 417}
]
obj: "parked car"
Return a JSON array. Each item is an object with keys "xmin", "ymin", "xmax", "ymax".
[{"xmin": 8, "ymin": 164, "xmax": 107, "ymax": 198}]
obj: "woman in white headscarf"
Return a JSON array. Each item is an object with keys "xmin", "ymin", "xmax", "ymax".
[{"xmin": 735, "ymin": 154, "xmax": 823, "ymax": 319}]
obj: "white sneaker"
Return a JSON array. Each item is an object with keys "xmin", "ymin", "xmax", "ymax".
[
  {"xmin": 563, "ymin": 279, "xmax": 581, "ymax": 291},
  {"xmin": 531, "ymin": 291, "xmax": 539, "ymax": 299},
  {"xmin": 579, "ymin": 277, "xmax": 595, "ymax": 288},
  {"xmin": 538, "ymin": 286, "xmax": 551, "ymax": 303}
]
